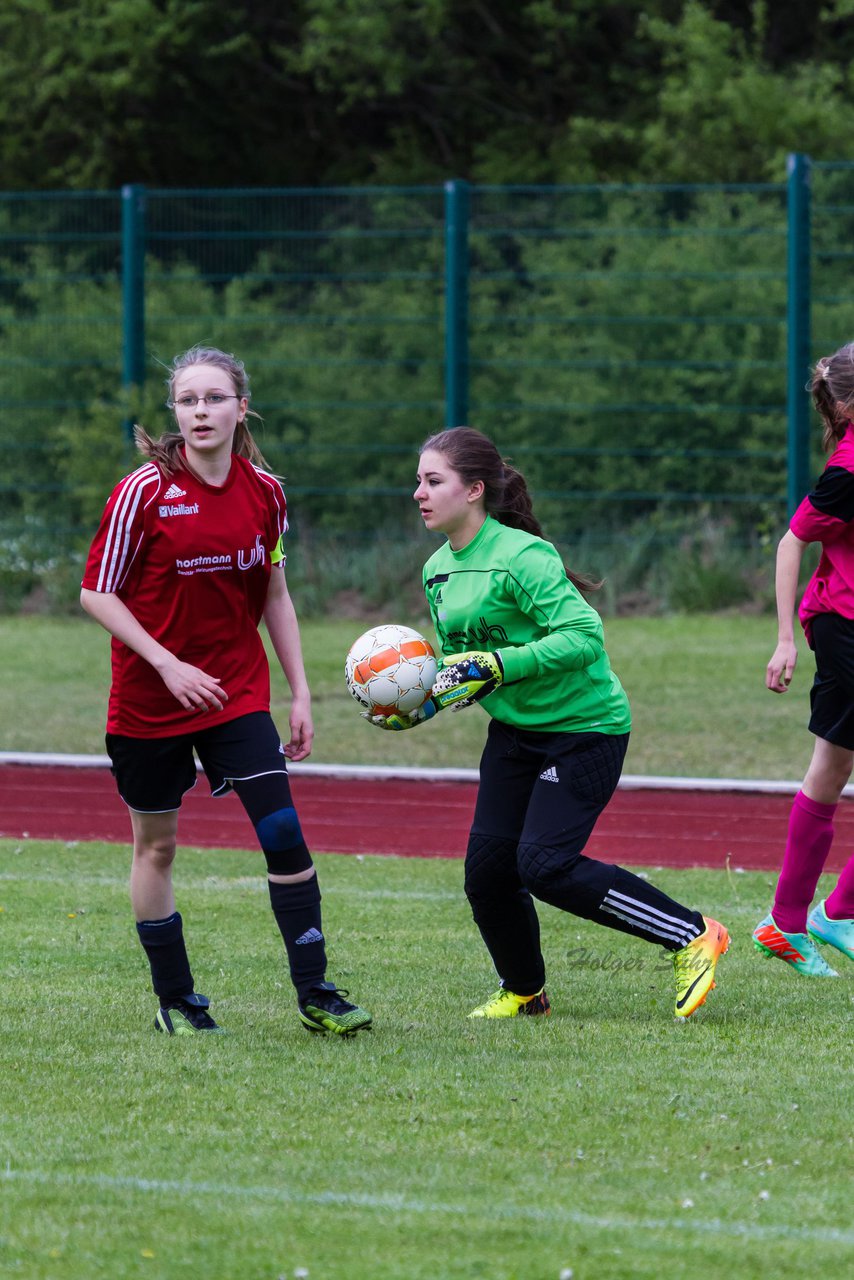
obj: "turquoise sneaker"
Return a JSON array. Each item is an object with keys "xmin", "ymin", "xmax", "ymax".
[
  {"xmin": 807, "ymin": 899, "xmax": 854, "ymax": 963},
  {"xmin": 752, "ymin": 915, "xmax": 838, "ymax": 977}
]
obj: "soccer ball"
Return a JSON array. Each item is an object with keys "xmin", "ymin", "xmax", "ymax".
[{"xmin": 345, "ymin": 624, "xmax": 438, "ymax": 716}]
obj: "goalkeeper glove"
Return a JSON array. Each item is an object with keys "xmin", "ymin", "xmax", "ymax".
[
  {"xmin": 364, "ymin": 698, "xmax": 439, "ymax": 731},
  {"xmin": 431, "ymin": 651, "xmax": 505, "ymax": 712}
]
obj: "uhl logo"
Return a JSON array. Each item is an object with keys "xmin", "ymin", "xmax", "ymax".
[{"xmin": 237, "ymin": 534, "xmax": 265, "ymax": 571}]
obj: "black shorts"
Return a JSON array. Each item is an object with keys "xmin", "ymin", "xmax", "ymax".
[
  {"xmin": 808, "ymin": 613, "xmax": 854, "ymax": 750},
  {"xmin": 105, "ymin": 711, "xmax": 288, "ymax": 812}
]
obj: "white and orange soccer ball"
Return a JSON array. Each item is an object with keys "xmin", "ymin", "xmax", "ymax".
[{"xmin": 345, "ymin": 624, "xmax": 438, "ymax": 716}]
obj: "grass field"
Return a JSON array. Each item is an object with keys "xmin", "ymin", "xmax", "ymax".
[
  {"xmin": 0, "ymin": 613, "xmax": 811, "ymax": 778},
  {"xmin": 1, "ymin": 844, "xmax": 851, "ymax": 1280},
  {"xmin": 2, "ymin": 614, "xmax": 851, "ymax": 1278}
]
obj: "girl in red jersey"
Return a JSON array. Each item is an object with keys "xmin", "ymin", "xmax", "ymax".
[
  {"xmin": 756, "ymin": 342, "xmax": 854, "ymax": 977},
  {"xmin": 81, "ymin": 345, "xmax": 371, "ymax": 1036}
]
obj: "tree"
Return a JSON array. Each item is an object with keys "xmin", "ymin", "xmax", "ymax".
[
  {"xmin": 635, "ymin": 1, "xmax": 854, "ymax": 182},
  {"xmin": 0, "ymin": 0, "xmax": 305, "ymax": 187}
]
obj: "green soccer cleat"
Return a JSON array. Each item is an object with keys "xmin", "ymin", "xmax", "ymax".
[
  {"xmin": 155, "ymin": 993, "xmax": 223, "ymax": 1035},
  {"xmin": 752, "ymin": 914, "xmax": 838, "ymax": 977},
  {"xmin": 807, "ymin": 900, "xmax": 854, "ymax": 964},
  {"xmin": 468, "ymin": 987, "xmax": 551, "ymax": 1018},
  {"xmin": 672, "ymin": 916, "xmax": 730, "ymax": 1017},
  {"xmin": 298, "ymin": 983, "xmax": 372, "ymax": 1036}
]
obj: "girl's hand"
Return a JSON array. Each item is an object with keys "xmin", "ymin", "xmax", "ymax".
[
  {"xmin": 158, "ymin": 658, "xmax": 228, "ymax": 711},
  {"xmin": 284, "ymin": 693, "xmax": 314, "ymax": 761},
  {"xmin": 766, "ymin": 641, "xmax": 798, "ymax": 693},
  {"xmin": 432, "ymin": 651, "xmax": 505, "ymax": 711},
  {"xmin": 364, "ymin": 699, "xmax": 439, "ymax": 730}
]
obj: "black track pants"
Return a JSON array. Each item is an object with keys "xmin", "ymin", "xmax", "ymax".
[{"xmin": 464, "ymin": 720, "xmax": 703, "ymax": 994}]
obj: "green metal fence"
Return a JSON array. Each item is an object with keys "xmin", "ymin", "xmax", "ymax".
[
  {"xmin": 0, "ymin": 160, "xmax": 845, "ymax": 609},
  {"xmin": 465, "ymin": 180, "xmax": 791, "ymax": 552}
]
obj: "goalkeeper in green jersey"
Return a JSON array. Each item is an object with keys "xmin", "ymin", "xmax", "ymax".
[{"xmin": 368, "ymin": 426, "xmax": 729, "ymax": 1020}]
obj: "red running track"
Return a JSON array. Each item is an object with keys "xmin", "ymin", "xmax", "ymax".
[{"xmin": 1, "ymin": 763, "xmax": 852, "ymax": 871}]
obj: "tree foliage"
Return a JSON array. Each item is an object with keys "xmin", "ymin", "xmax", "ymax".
[{"xmin": 2, "ymin": 1, "xmax": 854, "ymax": 189}]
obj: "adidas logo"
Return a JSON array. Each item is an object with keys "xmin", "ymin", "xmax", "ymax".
[
  {"xmin": 539, "ymin": 765, "xmax": 559, "ymax": 783},
  {"xmin": 163, "ymin": 483, "xmax": 187, "ymax": 500},
  {"xmin": 295, "ymin": 927, "xmax": 324, "ymax": 946},
  {"xmin": 435, "ymin": 589, "xmax": 443, "ymax": 603}
]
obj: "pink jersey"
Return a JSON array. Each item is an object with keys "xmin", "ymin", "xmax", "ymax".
[
  {"xmin": 82, "ymin": 452, "xmax": 288, "ymax": 737},
  {"xmin": 791, "ymin": 423, "xmax": 854, "ymax": 643}
]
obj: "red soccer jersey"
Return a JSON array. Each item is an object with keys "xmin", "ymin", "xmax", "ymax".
[{"xmin": 82, "ymin": 452, "xmax": 288, "ymax": 737}]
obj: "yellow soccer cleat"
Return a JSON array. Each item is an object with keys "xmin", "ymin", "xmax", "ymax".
[
  {"xmin": 672, "ymin": 916, "xmax": 730, "ymax": 1018},
  {"xmin": 468, "ymin": 986, "xmax": 551, "ymax": 1018}
]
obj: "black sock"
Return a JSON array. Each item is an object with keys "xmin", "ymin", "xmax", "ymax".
[
  {"xmin": 136, "ymin": 911, "xmax": 194, "ymax": 1001},
  {"xmin": 268, "ymin": 875, "xmax": 327, "ymax": 1000}
]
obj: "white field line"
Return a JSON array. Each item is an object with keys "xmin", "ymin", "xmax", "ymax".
[
  {"xmin": 0, "ymin": 749, "xmax": 823, "ymax": 794},
  {"xmin": 0, "ymin": 869, "xmax": 458, "ymax": 900},
  {"xmin": 0, "ymin": 869, "xmax": 772, "ymax": 921},
  {"xmin": 1, "ymin": 1167, "xmax": 850, "ymax": 1245},
  {"xmin": 0, "ymin": 871, "xmax": 772, "ymax": 921}
]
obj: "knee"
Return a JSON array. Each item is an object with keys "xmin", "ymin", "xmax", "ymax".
[
  {"xmin": 133, "ymin": 834, "xmax": 177, "ymax": 872},
  {"xmin": 517, "ymin": 841, "xmax": 566, "ymax": 899},
  {"xmin": 257, "ymin": 806, "xmax": 313, "ymax": 876},
  {"xmin": 464, "ymin": 832, "xmax": 520, "ymax": 903}
]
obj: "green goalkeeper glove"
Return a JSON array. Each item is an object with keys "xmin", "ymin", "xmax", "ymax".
[
  {"xmin": 431, "ymin": 651, "xmax": 505, "ymax": 712},
  {"xmin": 364, "ymin": 698, "xmax": 440, "ymax": 731}
]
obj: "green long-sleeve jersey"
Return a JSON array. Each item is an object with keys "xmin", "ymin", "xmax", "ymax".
[{"xmin": 422, "ymin": 515, "xmax": 631, "ymax": 735}]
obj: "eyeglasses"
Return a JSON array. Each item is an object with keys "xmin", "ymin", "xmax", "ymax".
[{"xmin": 168, "ymin": 394, "xmax": 239, "ymax": 409}]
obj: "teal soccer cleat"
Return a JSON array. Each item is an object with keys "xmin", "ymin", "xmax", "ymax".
[
  {"xmin": 752, "ymin": 915, "xmax": 838, "ymax": 977},
  {"xmin": 807, "ymin": 899, "xmax": 854, "ymax": 964}
]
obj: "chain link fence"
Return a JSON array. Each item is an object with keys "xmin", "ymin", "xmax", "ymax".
[{"xmin": 0, "ymin": 163, "xmax": 846, "ymax": 612}]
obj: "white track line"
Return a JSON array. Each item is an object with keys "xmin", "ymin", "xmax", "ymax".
[
  {"xmin": 1, "ymin": 1167, "xmax": 850, "ymax": 1244},
  {"xmin": 0, "ymin": 750, "xmax": 826, "ymax": 795}
]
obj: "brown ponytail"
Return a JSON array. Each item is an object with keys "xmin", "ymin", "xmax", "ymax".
[
  {"xmin": 812, "ymin": 344, "xmax": 854, "ymax": 452},
  {"xmin": 420, "ymin": 426, "xmax": 601, "ymax": 593}
]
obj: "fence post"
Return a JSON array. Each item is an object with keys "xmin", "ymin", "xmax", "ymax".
[
  {"xmin": 444, "ymin": 179, "xmax": 469, "ymax": 428},
  {"xmin": 787, "ymin": 153, "xmax": 811, "ymax": 515},
  {"xmin": 121, "ymin": 183, "xmax": 146, "ymax": 442}
]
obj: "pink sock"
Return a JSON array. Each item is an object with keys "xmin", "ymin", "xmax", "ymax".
[
  {"xmin": 772, "ymin": 791, "xmax": 836, "ymax": 933},
  {"xmin": 825, "ymin": 856, "xmax": 854, "ymax": 921}
]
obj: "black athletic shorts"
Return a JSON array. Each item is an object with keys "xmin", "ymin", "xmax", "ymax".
[
  {"xmin": 105, "ymin": 711, "xmax": 288, "ymax": 812},
  {"xmin": 808, "ymin": 612, "xmax": 854, "ymax": 750}
]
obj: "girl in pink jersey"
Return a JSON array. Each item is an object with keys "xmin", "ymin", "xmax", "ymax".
[
  {"xmin": 81, "ymin": 345, "xmax": 371, "ymax": 1036},
  {"xmin": 756, "ymin": 341, "xmax": 854, "ymax": 976}
]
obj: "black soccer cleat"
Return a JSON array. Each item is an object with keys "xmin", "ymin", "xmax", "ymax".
[
  {"xmin": 298, "ymin": 983, "xmax": 372, "ymax": 1036},
  {"xmin": 155, "ymin": 992, "xmax": 223, "ymax": 1036}
]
